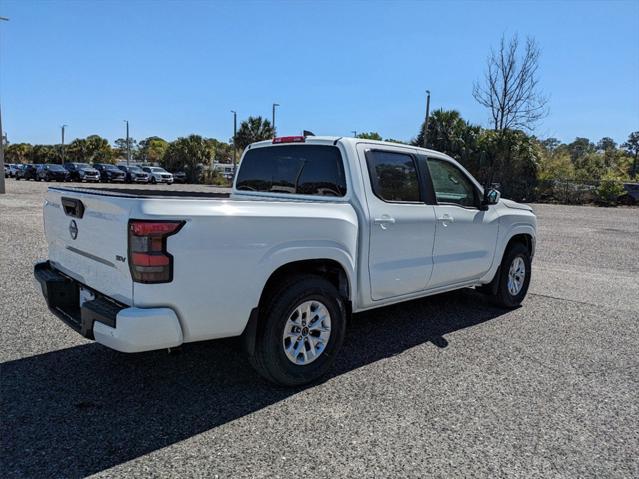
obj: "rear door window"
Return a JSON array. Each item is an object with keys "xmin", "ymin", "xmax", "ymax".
[
  {"xmin": 365, "ymin": 150, "xmax": 421, "ymax": 202},
  {"xmin": 236, "ymin": 145, "xmax": 347, "ymax": 197}
]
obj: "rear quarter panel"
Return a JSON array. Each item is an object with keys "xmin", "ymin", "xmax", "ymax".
[{"xmin": 131, "ymin": 198, "xmax": 358, "ymax": 342}]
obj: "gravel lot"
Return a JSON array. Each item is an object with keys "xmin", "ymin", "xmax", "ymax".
[{"xmin": 1, "ymin": 179, "xmax": 638, "ymax": 478}]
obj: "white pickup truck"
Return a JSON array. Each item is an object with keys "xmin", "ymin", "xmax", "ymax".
[{"xmin": 35, "ymin": 136, "xmax": 536, "ymax": 385}]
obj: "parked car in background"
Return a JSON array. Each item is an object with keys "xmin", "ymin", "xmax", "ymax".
[
  {"xmin": 93, "ymin": 163, "xmax": 126, "ymax": 183},
  {"xmin": 34, "ymin": 136, "xmax": 536, "ymax": 386},
  {"xmin": 12, "ymin": 164, "xmax": 25, "ymax": 179},
  {"xmin": 116, "ymin": 165, "xmax": 150, "ymax": 183},
  {"xmin": 15, "ymin": 164, "xmax": 40, "ymax": 181},
  {"xmin": 9, "ymin": 164, "xmax": 20, "ymax": 177},
  {"xmin": 171, "ymin": 171, "xmax": 187, "ymax": 183},
  {"xmin": 141, "ymin": 166, "xmax": 173, "ymax": 184},
  {"xmin": 64, "ymin": 163, "xmax": 100, "ymax": 183},
  {"xmin": 3, "ymin": 163, "xmax": 9, "ymax": 177},
  {"xmin": 38, "ymin": 164, "xmax": 70, "ymax": 182}
]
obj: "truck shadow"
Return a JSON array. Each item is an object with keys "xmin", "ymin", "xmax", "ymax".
[{"xmin": 1, "ymin": 289, "xmax": 508, "ymax": 478}]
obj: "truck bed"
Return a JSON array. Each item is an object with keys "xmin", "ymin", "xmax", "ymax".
[{"xmin": 48, "ymin": 185, "xmax": 231, "ymax": 199}]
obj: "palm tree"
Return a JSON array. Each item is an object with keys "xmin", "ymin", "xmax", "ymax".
[{"xmin": 235, "ymin": 116, "xmax": 275, "ymax": 151}]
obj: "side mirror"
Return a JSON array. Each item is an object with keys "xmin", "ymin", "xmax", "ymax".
[{"xmin": 482, "ymin": 188, "xmax": 501, "ymax": 208}]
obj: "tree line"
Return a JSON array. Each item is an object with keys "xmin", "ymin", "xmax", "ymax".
[
  {"xmin": 355, "ymin": 111, "xmax": 638, "ymax": 201},
  {"xmin": 3, "ymin": 114, "xmax": 278, "ymax": 183}
]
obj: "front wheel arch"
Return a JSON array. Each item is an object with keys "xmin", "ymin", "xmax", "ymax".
[{"xmin": 480, "ymin": 233, "xmax": 534, "ymax": 295}]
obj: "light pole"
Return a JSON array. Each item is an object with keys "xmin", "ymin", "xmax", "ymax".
[
  {"xmin": 0, "ymin": 16, "xmax": 9, "ymax": 194},
  {"xmin": 351, "ymin": 130, "xmax": 357, "ymax": 138},
  {"xmin": 423, "ymin": 90, "xmax": 431, "ymax": 148},
  {"xmin": 61, "ymin": 124, "xmax": 67, "ymax": 164},
  {"xmin": 124, "ymin": 120, "xmax": 130, "ymax": 166},
  {"xmin": 231, "ymin": 110, "xmax": 237, "ymax": 173},
  {"xmin": 272, "ymin": 103, "xmax": 279, "ymax": 137},
  {"xmin": 0, "ymin": 101, "xmax": 5, "ymax": 195}
]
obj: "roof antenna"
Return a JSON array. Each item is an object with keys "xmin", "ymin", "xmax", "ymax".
[{"xmin": 303, "ymin": 130, "xmax": 315, "ymax": 137}]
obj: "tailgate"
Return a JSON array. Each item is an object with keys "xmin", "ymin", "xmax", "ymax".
[{"xmin": 44, "ymin": 188, "xmax": 133, "ymax": 304}]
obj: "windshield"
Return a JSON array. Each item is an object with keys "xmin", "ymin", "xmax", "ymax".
[
  {"xmin": 76, "ymin": 163, "xmax": 91, "ymax": 169},
  {"xmin": 106, "ymin": 165, "xmax": 121, "ymax": 171},
  {"xmin": 130, "ymin": 166, "xmax": 143, "ymax": 172},
  {"xmin": 150, "ymin": 167, "xmax": 167, "ymax": 173},
  {"xmin": 48, "ymin": 165, "xmax": 66, "ymax": 171},
  {"xmin": 236, "ymin": 145, "xmax": 347, "ymax": 197}
]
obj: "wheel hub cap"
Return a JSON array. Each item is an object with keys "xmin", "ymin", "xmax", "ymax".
[
  {"xmin": 282, "ymin": 300, "xmax": 331, "ymax": 365},
  {"xmin": 507, "ymin": 256, "xmax": 526, "ymax": 296}
]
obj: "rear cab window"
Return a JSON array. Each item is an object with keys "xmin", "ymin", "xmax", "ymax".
[{"xmin": 236, "ymin": 145, "xmax": 347, "ymax": 197}]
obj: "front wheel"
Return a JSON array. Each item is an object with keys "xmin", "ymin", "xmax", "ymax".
[
  {"xmin": 250, "ymin": 275, "xmax": 346, "ymax": 386},
  {"xmin": 493, "ymin": 242, "xmax": 531, "ymax": 308}
]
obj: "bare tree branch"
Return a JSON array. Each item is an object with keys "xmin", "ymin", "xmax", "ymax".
[{"xmin": 473, "ymin": 34, "xmax": 549, "ymax": 132}]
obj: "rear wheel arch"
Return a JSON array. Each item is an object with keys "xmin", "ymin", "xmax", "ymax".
[
  {"xmin": 258, "ymin": 259, "xmax": 351, "ymax": 311},
  {"xmin": 242, "ymin": 259, "xmax": 352, "ymax": 357}
]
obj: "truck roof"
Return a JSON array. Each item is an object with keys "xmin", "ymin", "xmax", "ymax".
[{"xmin": 249, "ymin": 136, "xmax": 446, "ymax": 157}]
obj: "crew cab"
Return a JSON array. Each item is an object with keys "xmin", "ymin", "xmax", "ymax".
[{"xmin": 35, "ymin": 136, "xmax": 536, "ymax": 386}]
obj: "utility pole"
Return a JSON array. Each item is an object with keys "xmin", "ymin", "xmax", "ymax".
[
  {"xmin": 272, "ymin": 103, "xmax": 279, "ymax": 137},
  {"xmin": 124, "ymin": 120, "xmax": 130, "ymax": 166},
  {"xmin": 61, "ymin": 124, "xmax": 67, "ymax": 164},
  {"xmin": 231, "ymin": 110, "xmax": 237, "ymax": 173},
  {"xmin": 423, "ymin": 90, "xmax": 431, "ymax": 149},
  {"xmin": 0, "ymin": 17, "xmax": 10, "ymax": 194},
  {"xmin": 0, "ymin": 102, "xmax": 5, "ymax": 195}
]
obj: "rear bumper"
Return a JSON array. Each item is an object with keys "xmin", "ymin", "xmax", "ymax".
[{"xmin": 34, "ymin": 261, "xmax": 183, "ymax": 352}]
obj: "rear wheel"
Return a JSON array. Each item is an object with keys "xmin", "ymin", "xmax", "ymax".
[
  {"xmin": 250, "ymin": 275, "xmax": 346, "ymax": 386},
  {"xmin": 493, "ymin": 242, "xmax": 531, "ymax": 308}
]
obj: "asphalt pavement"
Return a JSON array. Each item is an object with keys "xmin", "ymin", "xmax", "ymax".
[{"xmin": 1, "ymin": 179, "xmax": 638, "ymax": 478}]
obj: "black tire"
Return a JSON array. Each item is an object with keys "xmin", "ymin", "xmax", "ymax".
[
  {"xmin": 493, "ymin": 242, "xmax": 531, "ymax": 308},
  {"xmin": 250, "ymin": 275, "xmax": 346, "ymax": 387}
]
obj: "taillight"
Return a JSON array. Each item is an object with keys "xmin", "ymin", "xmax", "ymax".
[
  {"xmin": 272, "ymin": 136, "xmax": 305, "ymax": 144},
  {"xmin": 128, "ymin": 220, "xmax": 184, "ymax": 283}
]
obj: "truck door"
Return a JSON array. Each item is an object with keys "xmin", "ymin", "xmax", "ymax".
[
  {"xmin": 357, "ymin": 144, "xmax": 437, "ymax": 301},
  {"xmin": 426, "ymin": 157, "xmax": 499, "ymax": 287}
]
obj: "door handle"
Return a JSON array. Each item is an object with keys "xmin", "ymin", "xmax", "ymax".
[
  {"xmin": 437, "ymin": 214, "xmax": 455, "ymax": 225},
  {"xmin": 374, "ymin": 216, "xmax": 396, "ymax": 230}
]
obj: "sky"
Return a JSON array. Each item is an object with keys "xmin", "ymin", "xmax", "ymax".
[{"xmin": 1, "ymin": 0, "xmax": 638, "ymax": 146}]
